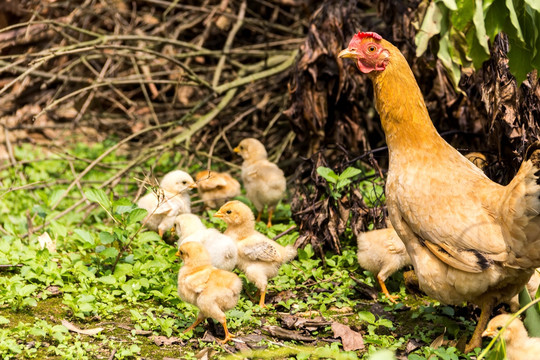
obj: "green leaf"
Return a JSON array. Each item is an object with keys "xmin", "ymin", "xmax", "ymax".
[
  {"xmin": 100, "ymin": 247, "xmax": 119, "ymax": 259},
  {"xmin": 525, "ymin": 0, "xmax": 540, "ymax": 12},
  {"xmin": 505, "ymin": 0, "xmax": 525, "ymax": 42},
  {"xmin": 451, "ymin": 0, "xmax": 474, "ymax": 30},
  {"xmin": 368, "ymin": 349, "xmax": 397, "ymax": 360},
  {"xmin": 127, "ymin": 208, "xmax": 148, "ymax": 225},
  {"xmin": 85, "ymin": 188, "xmax": 111, "ymax": 209},
  {"xmin": 438, "ymin": 32, "xmax": 463, "ymax": 86},
  {"xmin": 440, "ymin": 0, "xmax": 457, "ymax": 11},
  {"xmin": 519, "ymin": 287, "xmax": 540, "ymax": 337},
  {"xmin": 74, "ymin": 229, "xmax": 94, "ymax": 245},
  {"xmin": 99, "ymin": 231, "xmax": 115, "ymax": 245},
  {"xmin": 415, "ymin": 0, "xmax": 444, "ymax": 56},
  {"xmin": 472, "ymin": 0, "xmax": 490, "ymax": 55},
  {"xmin": 49, "ymin": 220, "xmax": 67, "ymax": 238},
  {"xmin": 507, "ymin": 39, "xmax": 534, "ymax": 85},
  {"xmin": 339, "ymin": 167, "xmax": 362, "ymax": 180},
  {"xmin": 316, "ymin": 167, "xmax": 338, "ymax": 184},
  {"xmin": 98, "ymin": 275, "xmax": 117, "ymax": 285},
  {"xmin": 48, "ymin": 189, "xmax": 66, "ymax": 208},
  {"xmin": 358, "ymin": 311, "xmax": 376, "ymax": 324},
  {"xmin": 0, "ymin": 316, "xmax": 10, "ymax": 325}
]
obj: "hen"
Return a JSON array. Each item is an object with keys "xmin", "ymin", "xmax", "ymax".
[
  {"xmin": 195, "ymin": 170, "xmax": 241, "ymax": 209},
  {"xmin": 175, "ymin": 213, "xmax": 237, "ymax": 271},
  {"xmin": 176, "ymin": 241, "xmax": 242, "ymax": 343},
  {"xmin": 234, "ymin": 138, "xmax": 286, "ymax": 227},
  {"xmin": 214, "ymin": 200, "xmax": 296, "ymax": 307},
  {"xmin": 339, "ymin": 32, "xmax": 540, "ymax": 352},
  {"xmin": 137, "ymin": 170, "xmax": 196, "ymax": 237},
  {"xmin": 357, "ymin": 224, "xmax": 411, "ymax": 303},
  {"xmin": 482, "ymin": 314, "xmax": 540, "ymax": 359}
]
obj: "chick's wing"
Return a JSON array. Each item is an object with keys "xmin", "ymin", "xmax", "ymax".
[
  {"xmin": 182, "ymin": 268, "xmax": 212, "ymax": 293},
  {"xmin": 241, "ymin": 240, "xmax": 281, "ymax": 262}
]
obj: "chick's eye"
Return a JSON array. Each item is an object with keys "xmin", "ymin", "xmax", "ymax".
[
  {"xmin": 182, "ymin": 181, "xmax": 187, "ymax": 184},
  {"xmin": 226, "ymin": 210, "xmax": 232, "ymax": 214},
  {"xmin": 496, "ymin": 326, "xmax": 503, "ymax": 331}
]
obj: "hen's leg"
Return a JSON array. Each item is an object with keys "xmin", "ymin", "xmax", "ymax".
[
  {"xmin": 377, "ymin": 275, "xmax": 398, "ymax": 303},
  {"xmin": 183, "ymin": 313, "xmax": 205, "ymax": 333},
  {"xmin": 219, "ymin": 320, "xmax": 235, "ymax": 344},
  {"xmin": 464, "ymin": 298, "xmax": 495, "ymax": 353},
  {"xmin": 266, "ymin": 207, "xmax": 274, "ymax": 227}
]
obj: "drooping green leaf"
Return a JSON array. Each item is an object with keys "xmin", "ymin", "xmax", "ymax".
[
  {"xmin": 415, "ymin": 0, "xmax": 444, "ymax": 56},
  {"xmin": 73, "ymin": 229, "xmax": 94, "ymax": 246},
  {"xmin": 127, "ymin": 208, "xmax": 148, "ymax": 225},
  {"xmin": 451, "ymin": 0, "xmax": 475, "ymax": 30},
  {"xmin": 85, "ymin": 188, "xmax": 111, "ymax": 209},
  {"xmin": 505, "ymin": 0, "xmax": 525, "ymax": 42},
  {"xmin": 507, "ymin": 39, "xmax": 534, "ymax": 85},
  {"xmin": 519, "ymin": 287, "xmax": 540, "ymax": 337},
  {"xmin": 472, "ymin": 0, "xmax": 490, "ymax": 55},
  {"xmin": 440, "ymin": 0, "xmax": 457, "ymax": 11}
]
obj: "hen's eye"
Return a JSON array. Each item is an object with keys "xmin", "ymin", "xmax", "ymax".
[
  {"xmin": 368, "ymin": 45, "xmax": 377, "ymax": 52},
  {"xmin": 226, "ymin": 210, "xmax": 232, "ymax": 214}
]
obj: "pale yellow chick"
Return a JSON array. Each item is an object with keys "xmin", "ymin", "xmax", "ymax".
[
  {"xmin": 482, "ymin": 314, "xmax": 540, "ymax": 359},
  {"xmin": 465, "ymin": 152, "xmax": 488, "ymax": 170},
  {"xmin": 195, "ymin": 170, "xmax": 241, "ymax": 208},
  {"xmin": 509, "ymin": 269, "xmax": 540, "ymax": 312},
  {"xmin": 176, "ymin": 241, "xmax": 242, "ymax": 343},
  {"xmin": 214, "ymin": 200, "xmax": 296, "ymax": 307},
  {"xmin": 175, "ymin": 213, "xmax": 238, "ymax": 271},
  {"xmin": 137, "ymin": 170, "xmax": 196, "ymax": 237},
  {"xmin": 357, "ymin": 224, "xmax": 411, "ymax": 303},
  {"xmin": 234, "ymin": 138, "xmax": 286, "ymax": 227}
]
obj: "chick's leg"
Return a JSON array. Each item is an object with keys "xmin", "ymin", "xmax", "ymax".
[
  {"xmin": 377, "ymin": 275, "xmax": 398, "ymax": 303},
  {"xmin": 219, "ymin": 320, "xmax": 235, "ymax": 344},
  {"xmin": 464, "ymin": 298, "xmax": 496, "ymax": 353},
  {"xmin": 183, "ymin": 313, "xmax": 205, "ymax": 334},
  {"xmin": 158, "ymin": 228, "xmax": 164, "ymax": 237},
  {"xmin": 256, "ymin": 211, "xmax": 262, "ymax": 223}
]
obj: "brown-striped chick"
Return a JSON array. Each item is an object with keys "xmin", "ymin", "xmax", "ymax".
[
  {"xmin": 214, "ymin": 200, "xmax": 296, "ymax": 307},
  {"xmin": 195, "ymin": 170, "xmax": 241, "ymax": 209},
  {"xmin": 137, "ymin": 170, "xmax": 196, "ymax": 237},
  {"xmin": 357, "ymin": 224, "xmax": 411, "ymax": 303},
  {"xmin": 176, "ymin": 241, "xmax": 242, "ymax": 343},
  {"xmin": 234, "ymin": 138, "xmax": 286, "ymax": 227},
  {"xmin": 482, "ymin": 314, "xmax": 540, "ymax": 359}
]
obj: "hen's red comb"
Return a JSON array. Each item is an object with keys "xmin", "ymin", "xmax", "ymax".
[{"xmin": 354, "ymin": 31, "xmax": 382, "ymax": 40}]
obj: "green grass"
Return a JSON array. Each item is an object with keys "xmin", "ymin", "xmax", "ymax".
[{"xmin": 0, "ymin": 141, "xmax": 509, "ymax": 359}]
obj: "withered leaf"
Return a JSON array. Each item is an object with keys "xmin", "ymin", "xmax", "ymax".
[
  {"xmin": 331, "ymin": 322, "xmax": 364, "ymax": 351},
  {"xmin": 61, "ymin": 320, "xmax": 103, "ymax": 336},
  {"xmin": 262, "ymin": 325, "xmax": 315, "ymax": 342},
  {"xmin": 150, "ymin": 335, "xmax": 184, "ymax": 346}
]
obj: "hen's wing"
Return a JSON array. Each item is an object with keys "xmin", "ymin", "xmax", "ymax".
[{"xmin": 390, "ymin": 152, "xmax": 510, "ymax": 273}]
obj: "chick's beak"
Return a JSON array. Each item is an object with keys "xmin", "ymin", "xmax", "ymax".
[
  {"xmin": 175, "ymin": 250, "xmax": 181, "ymax": 257},
  {"xmin": 233, "ymin": 146, "xmax": 240, "ymax": 153},
  {"xmin": 481, "ymin": 329, "xmax": 495, "ymax": 337},
  {"xmin": 189, "ymin": 182, "xmax": 197, "ymax": 189},
  {"xmin": 214, "ymin": 210, "xmax": 224, "ymax": 218},
  {"xmin": 338, "ymin": 48, "xmax": 358, "ymax": 59}
]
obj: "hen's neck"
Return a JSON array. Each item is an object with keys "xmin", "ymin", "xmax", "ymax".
[{"xmin": 370, "ymin": 54, "xmax": 441, "ymax": 153}]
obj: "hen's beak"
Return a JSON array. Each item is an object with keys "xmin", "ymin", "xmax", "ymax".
[
  {"xmin": 481, "ymin": 329, "xmax": 495, "ymax": 338},
  {"xmin": 214, "ymin": 210, "xmax": 224, "ymax": 218},
  {"xmin": 338, "ymin": 48, "xmax": 358, "ymax": 59},
  {"xmin": 233, "ymin": 146, "xmax": 240, "ymax": 153}
]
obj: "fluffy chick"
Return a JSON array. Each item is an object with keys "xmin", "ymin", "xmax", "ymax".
[
  {"xmin": 357, "ymin": 224, "xmax": 411, "ymax": 303},
  {"xmin": 482, "ymin": 314, "xmax": 540, "ymax": 359},
  {"xmin": 195, "ymin": 170, "xmax": 241, "ymax": 209},
  {"xmin": 465, "ymin": 152, "xmax": 488, "ymax": 170},
  {"xmin": 234, "ymin": 138, "xmax": 286, "ymax": 227},
  {"xmin": 176, "ymin": 241, "xmax": 242, "ymax": 343},
  {"xmin": 137, "ymin": 170, "xmax": 196, "ymax": 237},
  {"xmin": 175, "ymin": 213, "xmax": 238, "ymax": 271},
  {"xmin": 214, "ymin": 200, "xmax": 296, "ymax": 307}
]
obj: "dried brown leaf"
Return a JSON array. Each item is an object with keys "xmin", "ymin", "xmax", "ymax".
[
  {"xmin": 61, "ymin": 320, "xmax": 103, "ymax": 336},
  {"xmin": 331, "ymin": 322, "xmax": 364, "ymax": 351}
]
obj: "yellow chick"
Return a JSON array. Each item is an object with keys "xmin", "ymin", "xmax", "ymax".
[
  {"xmin": 176, "ymin": 241, "xmax": 242, "ymax": 343},
  {"xmin": 509, "ymin": 269, "xmax": 540, "ymax": 312},
  {"xmin": 214, "ymin": 200, "xmax": 296, "ymax": 307},
  {"xmin": 482, "ymin": 314, "xmax": 540, "ymax": 359},
  {"xmin": 175, "ymin": 213, "xmax": 238, "ymax": 271},
  {"xmin": 137, "ymin": 170, "xmax": 196, "ymax": 237},
  {"xmin": 465, "ymin": 152, "xmax": 488, "ymax": 170},
  {"xmin": 357, "ymin": 225, "xmax": 411, "ymax": 303},
  {"xmin": 234, "ymin": 138, "xmax": 286, "ymax": 227},
  {"xmin": 195, "ymin": 170, "xmax": 241, "ymax": 209}
]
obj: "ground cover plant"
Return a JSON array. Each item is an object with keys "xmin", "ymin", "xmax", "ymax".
[{"xmin": 0, "ymin": 141, "xmax": 519, "ymax": 360}]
